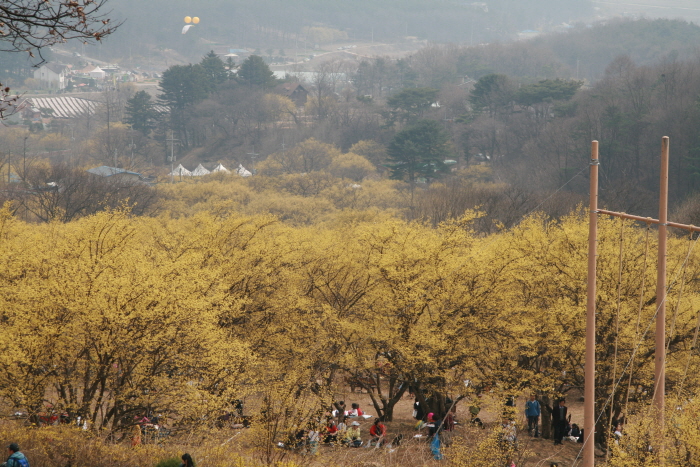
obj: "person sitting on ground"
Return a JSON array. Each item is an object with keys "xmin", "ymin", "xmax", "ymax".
[
  {"xmin": 469, "ymin": 403, "xmax": 484, "ymax": 428},
  {"xmin": 613, "ymin": 423, "xmax": 623, "ymax": 444},
  {"xmin": 500, "ymin": 417, "xmax": 517, "ymax": 449},
  {"xmin": 180, "ymin": 453, "xmax": 194, "ymax": 467},
  {"xmin": 368, "ymin": 418, "xmax": 387, "ymax": 447},
  {"xmin": 294, "ymin": 427, "xmax": 307, "ymax": 451},
  {"xmin": 307, "ymin": 427, "xmax": 320, "ymax": 455},
  {"xmin": 348, "ymin": 403, "xmax": 363, "ymax": 417},
  {"xmin": 324, "ymin": 420, "xmax": 339, "ymax": 444},
  {"xmin": 344, "ymin": 421, "xmax": 362, "ymax": 447},
  {"xmin": 337, "ymin": 418, "xmax": 347, "ymax": 433},
  {"xmin": 570, "ymin": 423, "xmax": 581, "ymax": 439},
  {"xmin": 428, "ymin": 413, "xmax": 444, "ymax": 439},
  {"xmin": 2, "ymin": 443, "xmax": 28, "ymax": 467}
]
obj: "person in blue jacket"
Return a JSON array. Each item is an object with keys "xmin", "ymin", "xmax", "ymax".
[
  {"xmin": 525, "ymin": 394, "xmax": 541, "ymax": 437},
  {"xmin": 2, "ymin": 443, "xmax": 28, "ymax": 467}
]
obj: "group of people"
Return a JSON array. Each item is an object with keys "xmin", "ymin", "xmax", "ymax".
[
  {"xmin": 286, "ymin": 401, "xmax": 392, "ymax": 454},
  {"xmin": 523, "ymin": 395, "xmax": 583, "ymax": 445},
  {"xmin": 413, "ymin": 399, "xmax": 457, "ymax": 461}
]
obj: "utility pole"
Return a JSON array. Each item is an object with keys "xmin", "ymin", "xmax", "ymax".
[
  {"xmin": 247, "ymin": 146, "xmax": 259, "ymax": 167},
  {"xmin": 167, "ymin": 131, "xmax": 178, "ymax": 183},
  {"xmin": 128, "ymin": 138, "xmax": 136, "ymax": 169},
  {"xmin": 587, "ymin": 137, "xmax": 686, "ymax": 467},
  {"xmin": 584, "ymin": 141, "xmax": 598, "ymax": 467},
  {"xmin": 22, "ymin": 136, "xmax": 28, "ymax": 185}
]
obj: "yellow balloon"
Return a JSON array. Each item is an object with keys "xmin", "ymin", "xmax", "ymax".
[
  {"xmin": 184, "ymin": 16, "xmax": 192, "ymax": 24},
  {"xmin": 192, "ymin": 17, "xmax": 200, "ymax": 24}
]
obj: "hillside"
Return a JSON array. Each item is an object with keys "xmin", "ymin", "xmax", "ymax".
[{"xmin": 93, "ymin": 0, "xmax": 594, "ymax": 63}]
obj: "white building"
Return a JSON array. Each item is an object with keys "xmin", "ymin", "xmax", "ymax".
[{"xmin": 33, "ymin": 63, "xmax": 69, "ymax": 90}]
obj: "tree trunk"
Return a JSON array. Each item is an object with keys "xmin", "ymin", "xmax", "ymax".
[{"xmin": 540, "ymin": 395, "xmax": 552, "ymax": 439}]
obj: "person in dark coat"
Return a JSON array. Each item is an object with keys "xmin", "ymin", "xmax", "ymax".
[{"xmin": 551, "ymin": 399, "xmax": 568, "ymax": 445}]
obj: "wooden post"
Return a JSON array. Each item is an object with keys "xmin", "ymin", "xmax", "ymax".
[
  {"xmin": 585, "ymin": 137, "xmax": 675, "ymax": 465},
  {"xmin": 584, "ymin": 140, "xmax": 599, "ymax": 467},
  {"xmin": 654, "ymin": 136, "xmax": 669, "ymax": 460}
]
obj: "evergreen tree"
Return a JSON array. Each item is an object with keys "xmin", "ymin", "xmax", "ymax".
[
  {"xmin": 237, "ymin": 55, "xmax": 277, "ymax": 87},
  {"xmin": 385, "ymin": 87, "xmax": 439, "ymax": 125},
  {"xmin": 386, "ymin": 119, "xmax": 451, "ymax": 183},
  {"xmin": 124, "ymin": 90, "xmax": 159, "ymax": 135},
  {"xmin": 158, "ymin": 64, "xmax": 210, "ymax": 147},
  {"xmin": 469, "ymin": 74, "xmax": 515, "ymax": 117},
  {"xmin": 515, "ymin": 78, "xmax": 583, "ymax": 106},
  {"xmin": 200, "ymin": 50, "xmax": 228, "ymax": 90}
]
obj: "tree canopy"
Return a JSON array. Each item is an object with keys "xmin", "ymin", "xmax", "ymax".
[
  {"xmin": 385, "ymin": 87, "xmax": 440, "ymax": 124},
  {"xmin": 124, "ymin": 91, "xmax": 159, "ymax": 135},
  {"xmin": 237, "ymin": 55, "xmax": 277, "ymax": 88},
  {"xmin": 386, "ymin": 119, "xmax": 452, "ymax": 183},
  {"xmin": 515, "ymin": 78, "xmax": 583, "ymax": 106}
]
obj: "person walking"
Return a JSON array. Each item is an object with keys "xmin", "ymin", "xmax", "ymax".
[
  {"xmin": 2, "ymin": 443, "xmax": 28, "ymax": 467},
  {"xmin": 525, "ymin": 394, "xmax": 541, "ymax": 437}
]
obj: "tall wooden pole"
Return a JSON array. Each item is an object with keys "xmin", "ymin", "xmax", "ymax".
[
  {"xmin": 584, "ymin": 140, "xmax": 599, "ymax": 467},
  {"xmin": 654, "ymin": 136, "xmax": 669, "ymax": 459}
]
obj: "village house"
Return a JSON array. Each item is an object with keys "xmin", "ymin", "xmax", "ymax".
[
  {"xmin": 86, "ymin": 166, "xmax": 145, "ymax": 184},
  {"xmin": 33, "ymin": 63, "xmax": 69, "ymax": 90},
  {"xmin": 274, "ymin": 82, "xmax": 309, "ymax": 106}
]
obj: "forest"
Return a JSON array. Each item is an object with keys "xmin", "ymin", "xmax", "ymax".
[{"xmin": 3, "ymin": 178, "xmax": 700, "ymax": 466}]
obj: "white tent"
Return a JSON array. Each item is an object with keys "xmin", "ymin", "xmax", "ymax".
[
  {"xmin": 212, "ymin": 163, "xmax": 230, "ymax": 173},
  {"xmin": 89, "ymin": 66, "xmax": 105, "ymax": 80},
  {"xmin": 235, "ymin": 164, "xmax": 252, "ymax": 177},
  {"xmin": 170, "ymin": 164, "xmax": 192, "ymax": 177},
  {"xmin": 192, "ymin": 163, "xmax": 211, "ymax": 176}
]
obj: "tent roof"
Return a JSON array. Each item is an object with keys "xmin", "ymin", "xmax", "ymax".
[
  {"xmin": 170, "ymin": 164, "xmax": 192, "ymax": 176},
  {"xmin": 235, "ymin": 164, "xmax": 252, "ymax": 177},
  {"xmin": 192, "ymin": 163, "xmax": 211, "ymax": 176},
  {"xmin": 212, "ymin": 163, "xmax": 229, "ymax": 173}
]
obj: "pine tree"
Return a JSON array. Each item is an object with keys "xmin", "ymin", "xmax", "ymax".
[
  {"xmin": 200, "ymin": 50, "xmax": 228, "ymax": 90},
  {"xmin": 386, "ymin": 119, "xmax": 451, "ymax": 183},
  {"xmin": 237, "ymin": 55, "xmax": 277, "ymax": 87},
  {"xmin": 124, "ymin": 90, "xmax": 159, "ymax": 135}
]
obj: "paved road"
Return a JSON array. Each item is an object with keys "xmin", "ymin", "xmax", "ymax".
[
  {"xmin": 52, "ymin": 48, "xmax": 115, "ymax": 68},
  {"xmin": 592, "ymin": 0, "xmax": 700, "ymax": 17}
]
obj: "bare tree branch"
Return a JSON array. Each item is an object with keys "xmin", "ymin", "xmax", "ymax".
[{"xmin": 0, "ymin": 0, "xmax": 121, "ymax": 118}]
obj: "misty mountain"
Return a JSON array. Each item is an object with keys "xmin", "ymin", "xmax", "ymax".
[{"xmin": 96, "ymin": 0, "xmax": 592, "ymax": 62}]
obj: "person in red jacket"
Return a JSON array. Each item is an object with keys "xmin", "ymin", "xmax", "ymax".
[
  {"xmin": 368, "ymin": 418, "xmax": 386, "ymax": 447},
  {"xmin": 324, "ymin": 420, "xmax": 339, "ymax": 444}
]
